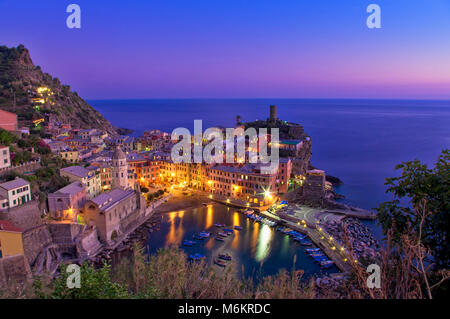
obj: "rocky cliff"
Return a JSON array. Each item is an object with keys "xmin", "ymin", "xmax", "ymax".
[
  {"xmin": 244, "ymin": 118, "xmax": 312, "ymax": 176},
  {"xmin": 0, "ymin": 44, "xmax": 117, "ymax": 135}
]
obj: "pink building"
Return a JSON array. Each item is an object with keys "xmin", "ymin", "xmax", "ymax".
[{"xmin": 0, "ymin": 110, "xmax": 18, "ymax": 132}]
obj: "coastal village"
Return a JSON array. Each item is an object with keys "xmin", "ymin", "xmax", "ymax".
[
  {"xmin": 0, "ymin": 97, "xmax": 378, "ymax": 285},
  {"xmin": 0, "ymin": 42, "xmax": 380, "ymax": 289}
]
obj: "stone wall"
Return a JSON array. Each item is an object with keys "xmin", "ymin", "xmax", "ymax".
[
  {"xmin": 291, "ymin": 139, "xmax": 312, "ymax": 176},
  {"xmin": 0, "ymin": 200, "xmax": 42, "ymax": 230},
  {"xmin": 77, "ymin": 227, "xmax": 102, "ymax": 258},
  {"xmin": 22, "ymin": 224, "xmax": 53, "ymax": 265},
  {"xmin": 0, "ymin": 254, "xmax": 32, "ymax": 286},
  {"xmin": 0, "ymin": 160, "xmax": 41, "ymax": 178},
  {"xmin": 48, "ymin": 223, "xmax": 84, "ymax": 244}
]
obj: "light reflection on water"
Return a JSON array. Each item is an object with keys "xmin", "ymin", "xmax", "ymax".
[{"xmin": 147, "ymin": 204, "xmax": 338, "ymax": 279}]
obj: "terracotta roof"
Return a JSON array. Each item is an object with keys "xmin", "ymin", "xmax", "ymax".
[{"xmin": 0, "ymin": 220, "xmax": 23, "ymax": 233}]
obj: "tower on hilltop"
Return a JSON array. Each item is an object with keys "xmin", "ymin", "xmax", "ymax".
[{"xmin": 270, "ymin": 105, "xmax": 277, "ymax": 121}]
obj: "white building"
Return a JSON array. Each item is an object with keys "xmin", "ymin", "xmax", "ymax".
[
  {"xmin": 0, "ymin": 146, "xmax": 11, "ymax": 169},
  {"xmin": 0, "ymin": 178, "xmax": 32, "ymax": 210},
  {"xmin": 60, "ymin": 165, "xmax": 102, "ymax": 199}
]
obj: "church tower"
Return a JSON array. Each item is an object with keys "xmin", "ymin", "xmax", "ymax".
[{"xmin": 112, "ymin": 145, "xmax": 128, "ymax": 189}]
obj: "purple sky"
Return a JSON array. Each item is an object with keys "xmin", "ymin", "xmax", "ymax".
[{"xmin": 1, "ymin": 0, "xmax": 450, "ymax": 99}]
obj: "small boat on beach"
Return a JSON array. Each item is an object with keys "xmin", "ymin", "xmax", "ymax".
[{"xmin": 218, "ymin": 254, "xmax": 232, "ymax": 261}]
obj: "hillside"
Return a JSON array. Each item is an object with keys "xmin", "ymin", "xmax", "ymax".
[{"xmin": 0, "ymin": 44, "xmax": 117, "ymax": 135}]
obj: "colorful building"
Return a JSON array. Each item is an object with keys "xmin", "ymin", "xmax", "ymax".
[
  {"xmin": 58, "ymin": 149, "xmax": 79, "ymax": 163},
  {"xmin": 0, "ymin": 145, "xmax": 11, "ymax": 169},
  {"xmin": 0, "ymin": 220, "xmax": 24, "ymax": 258},
  {"xmin": 0, "ymin": 110, "xmax": 18, "ymax": 132},
  {"xmin": 83, "ymin": 188, "xmax": 145, "ymax": 243},
  {"xmin": 48, "ymin": 181, "xmax": 87, "ymax": 221},
  {"xmin": 60, "ymin": 165, "xmax": 102, "ymax": 199},
  {"xmin": 0, "ymin": 178, "xmax": 32, "ymax": 211}
]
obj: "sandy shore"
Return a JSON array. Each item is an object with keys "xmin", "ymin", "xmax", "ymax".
[{"xmin": 152, "ymin": 192, "xmax": 212, "ymax": 214}]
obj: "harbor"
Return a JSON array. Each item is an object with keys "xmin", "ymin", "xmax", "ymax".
[{"xmin": 144, "ymin": 203, "xmax": 340, "ymax": 280}]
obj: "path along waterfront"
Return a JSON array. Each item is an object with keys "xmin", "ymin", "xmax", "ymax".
[{"xmin": 211, "ymin": 195, "xmax": 368, "ymax": 273}]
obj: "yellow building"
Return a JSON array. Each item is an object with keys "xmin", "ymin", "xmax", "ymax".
[
  {"xmin": 59, "ymin": 149, "xmax": 79, "ymax": 163},
  {"xmin": 0, "ymin": 220, "xmax": 24, "ymax": 258}
]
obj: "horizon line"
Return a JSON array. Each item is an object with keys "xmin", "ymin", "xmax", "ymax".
[{"xmin": 86, "ymin": 97, "xmax": 450, "ymax": 102}]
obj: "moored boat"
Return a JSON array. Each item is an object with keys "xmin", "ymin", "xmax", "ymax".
[
  {"xmin": 300, "ymin": 240, "xmax": 313, "ymax": 246},
  {"xmin": 234, "ymin": 226, "xmax": 243, "ymax": 230},
  {"xmin": 199, "ymin": 231, "xmax": 211, "ymax": 238},
  {"xmin": 218, "ymin": 254, "xmax": 232, "ymax": 261},
  {"xmin": 320, "ymin": 260, "xmax": 334, "ymax": 269},
  {"xmin": 183, "ymin": 240, "xmax": 196, "ymax": 246},
  {"xmin": 189, "ymin": 253, "xmax": 206, "ymax": 260},
  {"xmin": 215, "ymin": 237, "xmax": 225, "ymax": 241},
  {"xmin": 214, "ymin": 259, "xmax": 227, "ymax": 267}
]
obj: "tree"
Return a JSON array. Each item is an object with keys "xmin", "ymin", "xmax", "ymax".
[
  {"xmin": 0, "ymin": 128, "xmax": 16, "ymax": 145},
  {"xmin": 377, "ymin": 149, "xmax": 449, "ymax": 269}
]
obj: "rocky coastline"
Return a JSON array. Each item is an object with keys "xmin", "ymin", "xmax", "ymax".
[{"xmin": 323, "ymin": 217, "xmax": 380, "ymax": 261}]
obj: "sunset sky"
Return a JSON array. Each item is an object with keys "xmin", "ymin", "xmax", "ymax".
[{"xmin": 1, "ymin": 0, "xmax": 450, "ymax": 99}]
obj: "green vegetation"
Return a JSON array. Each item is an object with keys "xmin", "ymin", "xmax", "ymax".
[
  {"xmin": 147, "ymin": 189, "xmax": 165, "ymax": 201},
  {"xmin": 0, "ymin": 128, "xmax": 16, "ymax": 146},
  {"xmin": 1, "ymin": 246, "xmax": 313, "ymax": 299},
  {"xmin": 377, "ymin": 149, "xmax": 449, "ymax": 269},
  {"xmin": 1, "ymin": 44, "xmax": 116, "ymax": 134}
]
